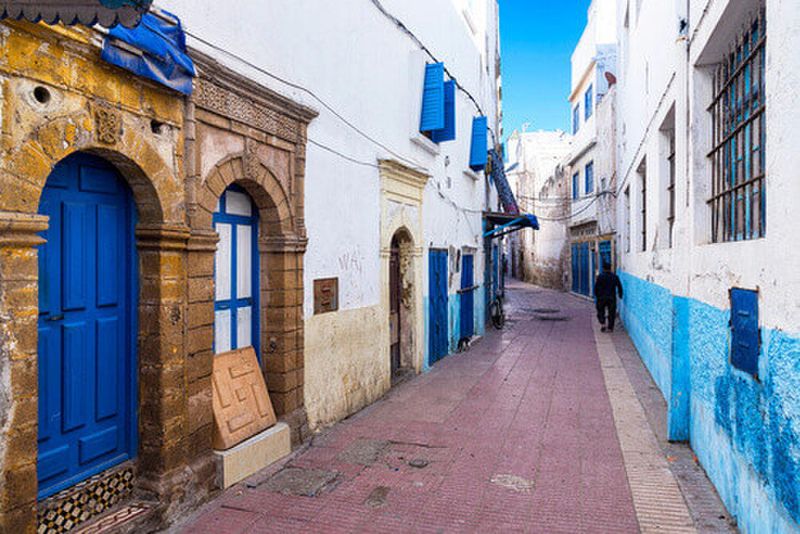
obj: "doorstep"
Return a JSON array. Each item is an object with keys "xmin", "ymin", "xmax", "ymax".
[{"xmin": 215, "ymin": 422, "xmax": 291, "ymax": 489}]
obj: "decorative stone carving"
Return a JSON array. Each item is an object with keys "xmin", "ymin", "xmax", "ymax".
[
  {"xmin": 94, "ymin": 105, "xmax": 121, "ymax": 145},
  {"xmin": 244, "ymin": 139, "xmax": 262, "ymax": 182},
  {"xmin": 194, "ymin": 78, "xmax": 299, "ymax": 141}
]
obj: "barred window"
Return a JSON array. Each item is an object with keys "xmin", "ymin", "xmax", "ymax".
[
  {"xmin": 667, "ymin": 132, "xmax": 675, "ymax": 248},
  {"xmin": 708, "ymin": 10, "xmax": 766, "ymax": 242}
]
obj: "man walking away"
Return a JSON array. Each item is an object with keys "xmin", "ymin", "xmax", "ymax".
[{"xmin": 594, "ymin": 262, "xmax": 623, "ymax": 332}]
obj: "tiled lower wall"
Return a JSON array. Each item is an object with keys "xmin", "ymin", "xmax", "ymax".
[
  {"xmin": 38, "ymin": 464, "xmax": 134, "ymax": 533},
  {"xmin": 618, "ymin": 271, "xmax": 800, "ymax": 533}
]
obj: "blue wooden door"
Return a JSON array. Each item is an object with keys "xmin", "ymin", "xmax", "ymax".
[
  {"xmin": 571, "ymin": 245, "xmax": 579, "ymax": 292},
  {"xmin": 460, "ymin": 255, "xmax": 474, "ymax": 339},
  {"xmin": 599, "ymin": 240, "xmax": 612, "ymax": 270},
  {"xmin": 428, "ymin": 250, "xmax": 448, "ymax": 364},
  {"xmin": 37, "ymin": 154, "xmax": 137, "ymax": 499},
  {"xmin": 579, "ymin": 243, "xmax": 590, "ymax": 296},
  {"xmin": 213, "ymin": 185, "xmax": 259, "ymax": 355}
]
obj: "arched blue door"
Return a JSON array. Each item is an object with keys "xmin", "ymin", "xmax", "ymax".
[{"xmin": 37, "ymin": 154, "xmax": 137, "ymax": 499}]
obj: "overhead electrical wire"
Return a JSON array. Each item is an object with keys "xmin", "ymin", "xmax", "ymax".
[
  {"xmin": 367, "ymin": 0, "xmax": 497, "ymax": 144},
  {"xmin": 167, "ymin": 4, "xmax": 497, "ymax": 218},
  {"xmin": 178, "ymin": 26, "xmax": 426, "ymax": 172}
]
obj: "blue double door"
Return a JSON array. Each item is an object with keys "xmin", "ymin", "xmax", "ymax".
[
  {"xmin": 37, "ymin": 154, "xmax": 137, "ymax": 498},
  {"xmin": 571, "ymin": 242, "xmax": 593, "ymax": 297}
]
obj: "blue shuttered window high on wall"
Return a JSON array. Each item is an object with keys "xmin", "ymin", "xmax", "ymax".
[
  {"xmin": 572, "ymin": 172, "xmax": 580, "ymax": 200},
  {"xmin": 585, "ymin": 161, "xmax": 594, "ymax": 194},
  {"xmin": 431, "ymin": 80, "xmax": 456, "ymax": 143},
  {"xmin": 420, "ymin": 63, "xmax": 446, "ymax": 133},
  {"xmin": 469, "ymin": 116, "xmax": 488, "ymax": 171},
  {"xmin": 420, "ymin": 63, "xmax": 456, "ymax": 144}
]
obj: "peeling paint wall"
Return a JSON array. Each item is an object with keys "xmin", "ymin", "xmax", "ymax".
[{"xmin": 304, "ymin": 305, "xmax": 388, "ymax": 429}]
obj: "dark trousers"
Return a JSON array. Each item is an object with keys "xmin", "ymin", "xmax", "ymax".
[{"xmin": 596, "ymin": 297, "xmax": 617, "ymax": 330}]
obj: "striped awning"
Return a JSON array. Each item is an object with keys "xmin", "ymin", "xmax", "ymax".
[{"xmin": 1, "ymin": 0, "xmax": 152, "ymax": 28}]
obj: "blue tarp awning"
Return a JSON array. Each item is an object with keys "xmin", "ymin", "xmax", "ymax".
[
  {"xmin": 483, "ymin": 212, "xmax": 540, "ymax": 239},
  {"xmin": 101, "ymin": 10, "xmax": 194, "ymax": 94}
]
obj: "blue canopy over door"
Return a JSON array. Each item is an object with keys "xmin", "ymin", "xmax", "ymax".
[{"xmin": 37, "ymin": 154, "xmax": 137, "ymax": 499}]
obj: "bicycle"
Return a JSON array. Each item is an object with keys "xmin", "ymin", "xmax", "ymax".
[{"xmin": 490, "ymin": 295, "xmax": 505, "ymax": 330}]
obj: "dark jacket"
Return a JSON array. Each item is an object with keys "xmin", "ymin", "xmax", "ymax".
[{"xmin": 595, "ymin": 271, "xmax": 623, "ymax": 300}]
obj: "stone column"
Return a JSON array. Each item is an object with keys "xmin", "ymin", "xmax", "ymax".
[
  {"xmin": 185, "ymin": 229, "xmax": 218, "ymax": 492},
  {"xmin": 0, "ymin": 212, "xmax": 48, "ymax": 534},
  {"xmin": 134, "ymin": 223, "xmax": 193, "ymax": 514},
  {"xmin": 261, "ymin": 234, "xmax": 307, "ymax": 445}
]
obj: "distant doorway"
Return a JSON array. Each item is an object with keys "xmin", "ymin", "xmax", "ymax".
[
  {"xmin": 390, "ymin": 235, "xmax": 401, "ymax": 377},
  {"xmin": 390, "ymin": 229, "xmax": 415, "ymax": 382}
]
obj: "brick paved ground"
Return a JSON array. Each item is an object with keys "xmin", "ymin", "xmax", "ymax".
[{"xmin": 177, "ymin": 281, "xmax": 689, "ymax": 533}]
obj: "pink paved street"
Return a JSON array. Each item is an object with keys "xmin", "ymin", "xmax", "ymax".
[{"xmin": 180, "ymin": 283, "xmax": 640, "ymax": 533}]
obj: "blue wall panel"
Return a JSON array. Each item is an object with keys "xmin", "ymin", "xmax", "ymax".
[
  {"xmin": 618, "ymin": 271, "xmax": 673, "ymax": 402},
  {"xmin": 621, "ymin": 271, "xmax": 800, "ymax": 532}
]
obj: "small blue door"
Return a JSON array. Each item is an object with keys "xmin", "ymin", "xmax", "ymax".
[
  {"xmin": 571, "ymin": 245, "xmax": 579, "ymax": 293},
  {"xmin": 37, "ymin": 154, "xmax": 137, "ymax": 499},
  {"xmin": 460, "ymin": 255, "xmax": 474, "ymax": 339},
  {"xmin": 428, "ymin": 250, "xmax": 448, "ymax": 364}
]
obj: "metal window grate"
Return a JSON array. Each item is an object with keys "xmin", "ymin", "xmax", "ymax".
[
  {"xmin": 708, "ymin": 9, "xmax": 766, "ymax": 242},
  {"xmin": 667, "ymin": 132, "xmax": 675, "ymax": 247},
  {"xmin": 640, "ymin": 167, "xmax": 647, "ymax": 252}
]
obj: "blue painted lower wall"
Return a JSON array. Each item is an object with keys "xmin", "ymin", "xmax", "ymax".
[{"xmin": 620, "ymin": 271, "xmax": 800, "ymax": 533}]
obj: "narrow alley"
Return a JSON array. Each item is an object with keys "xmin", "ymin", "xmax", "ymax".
[{"xmin": 178, "ymin": 282, "xmax": 731, "ymax": 533}]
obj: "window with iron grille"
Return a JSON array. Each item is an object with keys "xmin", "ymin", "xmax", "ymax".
[
  {"xmin": 640, "ymin": 165, "xmax": 647, "ymax": 252},
  {"xmin": 624, "ymin": 186, "xmax": 631, "ymax": 253},
  {"xmin": 708, "ymin": 10, "xmax": 766, "ymax": 242},
  {"xmin": 667, "ymin": 132, "xmax": 676, "ymax": 248}
]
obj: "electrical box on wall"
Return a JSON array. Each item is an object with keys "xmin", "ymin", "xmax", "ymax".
[
  {"xmin": 730, "ymin": 287, "xmax": 760, "ymax": 377},
  {"xmin": 314, "ymin": 278, "xmax": 339, "ymax": 315}
]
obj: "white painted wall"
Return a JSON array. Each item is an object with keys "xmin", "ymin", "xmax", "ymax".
[
  {"xmin": 157, "ymin": 0, "xmax": 501, "ymax": 426},
  {"xmin": 507, "ymin": 130, "xmax": 573, "ymax": 283},
  {"xmin": 157, "ymin": 0, "xmax": 500, "ymax": 315},
  {"xmin": 615, "ymin": 0, "xmax": 800, "ymax": 331}
]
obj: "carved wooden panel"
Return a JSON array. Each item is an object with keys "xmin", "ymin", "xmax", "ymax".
[{"xmin": 212, "ymin": 347, "xmax": 277, "ymax": 450}]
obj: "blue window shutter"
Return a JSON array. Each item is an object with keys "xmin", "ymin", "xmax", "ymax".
[
  {"xmin": 730, "ymin": 288, "xmax": 759, "ymax": 376},
  {"xmin": 572, "ymin": 173, "xmax": 580, "ymax": 199},
  {"xmin": 431, "ymin": 80, "xmax": 456, "ymax": 143},
  {"xmin": 420, "ymin": 63, "xmax": 445, "ymax": 132},
  {"xmin": 469, "ymin": 116, "xmax": 488, "ymax": 171},
  {"xmin": 585, "ymin": 162, "xmax": 594, "ymax": 194}
]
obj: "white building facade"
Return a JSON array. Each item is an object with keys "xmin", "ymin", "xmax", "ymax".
[
  {"xmin": 566, "ymin": 0, "xmax": 618, "ymax": 298},
  {"xmin": 160, "ymin": 0, "xmax": 503, "ymax": 429},
  {"xmin": 615, "ymin": 0, "xmax": 800, "ymax": 531},
  {"xmin": 506, "ymin": 130, "xmax": 572, "ymax": 289}
]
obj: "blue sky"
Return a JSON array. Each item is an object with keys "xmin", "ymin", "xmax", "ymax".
[{"xmin": 499, "ymin": 0, "xmax": 592, "ymax": 137}]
